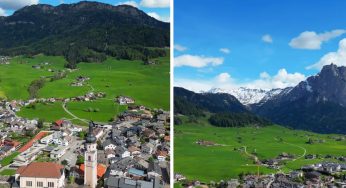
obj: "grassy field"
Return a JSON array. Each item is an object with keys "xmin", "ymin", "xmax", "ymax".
[
  {"xmin": 0, "ymin": 55, "xmax": 65, "ymax": 99},
  {"xmin": 0, "ymin": 169, "xmax": 16, "ymax": 176},
  {"xmin": 2, "ymin": 54, "xmax": 169, "ymax": 124},
  {"xmin": 17, "ymin": 102, "xmax": 73, "ymax": 122},
  {"xmin": 67, "ymin": 100, "xmax": 127, "ymax": 122},
  {"xmin": 0, "ymin": 152, "xmax": 20, "ymax": 166},
  {"xmin": 174, "ymin": 117, "xmax": 346, "ymax": 182}
]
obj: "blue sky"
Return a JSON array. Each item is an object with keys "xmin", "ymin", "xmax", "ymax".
[
  {"xmin": 0, "ymin": 0, "xmax": 170, "ymax": 22},
  {"xmin": 174, "ymin": 0, "xmax": 346, "ymax": 91}
]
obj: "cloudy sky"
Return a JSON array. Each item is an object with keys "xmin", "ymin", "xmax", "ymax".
[
  {"xmin": 0, "ymin": 0, "xmax": 170, "ymax": 22},
  {"xmin": 174, "ymin": 0, "xmax": 346, "ymax": 91}
]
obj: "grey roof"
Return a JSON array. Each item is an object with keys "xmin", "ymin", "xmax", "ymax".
[
  {"xmin": 103, "ymin": 139, "xmax": 118, "ymax": 148},
  {"xmin": 110, "ymin": 157, "xmax": 135, "ymax": 171},
  {"xmin": 114, "ymin": 146, "xmax": 126, "ymax": 155},
  {"xmin": 105, "ymin": 177, "xmax": 163, "ymax": 188},
  {"xmin": 148, "ymin": 161, "xmax": 162, "ymax": 175}
]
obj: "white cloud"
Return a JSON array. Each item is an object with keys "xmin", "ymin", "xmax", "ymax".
[
  {"xmin": 244, "ymin": 69, "xmax": 306, "ymax": 90},
  {"xmin": 216, "ymin": 73, "xmax": 231, "ymax": 83},
  {"xmin": 174, "ymin": 44, "xmax": 187, "ymax": 52},
  {"xmin": 262, "ymin": 34, "xmax": 273, "ymax": 43},
  {"xmin": 147, "ymin": 12, "xmax": 169, "ymax": 22},
  {"xmin": 0, "ymin": 0, "xmax": 39, "ymax": 10},
  {"xmin": 260, "ymin": 72, "xmax": 270, "ymax": 79},
  {"xmin": 289, "ymin": 29, "xmax": 346, "ymax": 50},
  {"xmin": 0, "ymin": 7, "xmax": 6, "ymax": 16},
  {"xmin": 117, "ymin": 1, "xmax": 139, "ymax": 8},
  {"xmin": 175, "ymin": 69, "xmax": 306, "ymax": 91},
  {"xmin": 307, "ymin": 38, "xmax": 346, "ymax": 70},
  {"xmin": 175, "ymin": 78, "xmax": 215, "ymax": 92},
  {"xmin": 140, "ymin": 0, "xmax": 169, "ymax": 8},
  {"xmin": 174, "ymin": 73, "xmax": 235, "ymax": 92},
  {"xmin": 220, "ymin": 48, "xmax": 230, "ymax": 54},
  {"xmin": 174, "ymin": 54, "xmax": 224, "ymax": 68}
]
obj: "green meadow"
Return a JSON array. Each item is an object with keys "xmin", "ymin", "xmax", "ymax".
[
  {"xmin": 1, "ymin": 54, "xmax": 169, "ymax": 124},
  {"xmin": 66, "ymin": 100, "xmax": 127, "ymax": 122},
  {"xmin": 174, "ymin": 117, "xmax": 346, "ymax": 182},
  {"xmin": 17, "ymin": 102, "xmax": 73, "ymax": 122}
]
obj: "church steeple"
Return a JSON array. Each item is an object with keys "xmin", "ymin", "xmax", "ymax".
[
  {"xmin": 85, "ymin": 121, "xmax": 96, "ymax": 143},
  {"xmin": 84, "ymin": 121, "xmax": 97, "ymax": 188}
]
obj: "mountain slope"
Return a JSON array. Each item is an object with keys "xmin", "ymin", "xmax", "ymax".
[
  {"xmin": 175, "ymin": 87, "xmax": 248, "ymax": 114},
  {"xmin": 0, "ymin": 1, "xmax": 169, "ymax": 66},
  {"xmin": 174, "ymin": 87, "xmax": 270, "ymax": 127},
  {"xmin": 254, "ymin": 64, "xmax": 346, "ymax": 134}
]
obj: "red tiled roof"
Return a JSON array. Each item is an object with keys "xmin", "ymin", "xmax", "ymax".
[
  {"xmin": 55, "ymin": 120, "xmax": 64, "ymax": 126},
  {"xmin": 18, "ymin": 132, "xmax": 48, "ymax": 153},
  {"xmin": 80, "ymin": 164, "xmax": 106, "ymax": 178},
  {"xmin": 156, "ymin": 150, "xmax": 168, "ymax": 157},
  {"xmin": 4, "ymin": 140, "xmax": 20, "ymax": 147},
  {"xmin": 16, "ymin": 162, "xmax": 64, "ymax": 178}
]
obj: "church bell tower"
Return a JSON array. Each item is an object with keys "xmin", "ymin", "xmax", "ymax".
[{"xmin": 84, "ymin": 121, "xmax": 97, "ymax": 188}]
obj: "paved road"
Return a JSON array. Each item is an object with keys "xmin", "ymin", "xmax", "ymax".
[
  {"xmin": 59, "ymin": 136, "xmax": 84, "ymax": 166},
  {"xmin": 267, "ymin": 179, "xmax": 274, "ymax": 188}
]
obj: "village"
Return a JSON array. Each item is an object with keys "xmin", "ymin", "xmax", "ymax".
[
  {"xmin": 175, "ymin": 156, "xmax": 346, "ymax": 188},
  {"xmin": 0, "ymin": 91, "xmax": 170, "ymax": 188}
]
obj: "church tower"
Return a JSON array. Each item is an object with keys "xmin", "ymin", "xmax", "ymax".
[{"xmin": 84, "ymin": 121, "xmax": 97, "ymax": 188}]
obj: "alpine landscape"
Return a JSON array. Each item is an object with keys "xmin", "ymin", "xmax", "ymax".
[{"xmin": 0, "ymin": 1, "xmax": 170, "ymax": 188}]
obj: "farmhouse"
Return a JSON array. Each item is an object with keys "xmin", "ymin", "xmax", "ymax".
[
  {"xmin": 117, "ymin": 96, "xmax": 135, "ymax": 105},
  {"xmin": 0, "ymin": 56, "xmax": 10, "ymax": 64},
  {"xmin": 70, "ymin": 76, "xmax": 90, "ymax": 86}
]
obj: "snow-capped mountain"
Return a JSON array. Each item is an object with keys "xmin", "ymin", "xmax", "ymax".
[
  {"xmin": 207, "ymin": 87, "xmax": 284, "ymax": 105},
  {"xmin": 254, "ymin": 64, "xmax": 346, "ymax": 134}
]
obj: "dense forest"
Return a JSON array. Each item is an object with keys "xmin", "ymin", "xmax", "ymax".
[
  {"xmin": 174, "ymin": 87, "xmax": 271, "ymax": 127},
  {"xmin": 0, "ymin": 2, "xmax": 169, "ymax": 68},
  {"xmin": 174, "ymin": 87, "xmax": 248, "ymax": 113},
  {"xmin": 174, "ymin": 96, "xmax": 205, "ymax": 117},
  {"xmin": 208, "ymin": 113, "xmax": 271, "ymax": 127}
]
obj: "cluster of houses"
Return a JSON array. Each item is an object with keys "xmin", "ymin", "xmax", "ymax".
[
  {"xmin": 301, "ymin": 162, "xmax": 346, "ymax": 174},
  {"xmin": 0, "ymin": 100, "xmax": 39, "ymax": 134},
  {"xmin": 176, "ymin": 160, "xmax": 346, "ymax": 188},
  {"xmin": 70, "ymin": 76, "xmax": 90, "ymax": 87},
  {"xmin": 261, "ymin": 152, "xmax": 295, "ymax": 169},
  {"xmin": 72, "ymin": 92, "xmax": 106, "ymax": 102},
  {"xmin": 241, "ymin": 166, "xmax": 345, "ymax": 188},
  {"xmin": 0, "ymin": 101, "xmax": 170, "ymax": 188},
  {"xmin": 0, "ymin": 56, "xmax": 10, "ymax": 65},
  {"xmin": 0, "ymin": 83, "xmax": 170, "ymax": 188},
  {"xmin": 68, "ymin": 108, "xmax": 171, "ymax": 187}
]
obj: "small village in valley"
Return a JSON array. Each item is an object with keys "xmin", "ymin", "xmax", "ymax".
[{"xmin": 0, "ymin": 57, "xmax": 170, "ymax": 188}]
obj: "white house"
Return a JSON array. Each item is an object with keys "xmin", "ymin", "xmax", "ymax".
[{"xmin": 50, "ymin": 146, "xmax": 67, "ymax": 160}]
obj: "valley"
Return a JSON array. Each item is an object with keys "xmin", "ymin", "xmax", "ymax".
[{"xmin": 175, "ymin": 117, "xmax": 346, "ymax": 185}]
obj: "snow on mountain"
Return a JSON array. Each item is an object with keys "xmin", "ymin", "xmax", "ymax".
[{"xmin": 207, "ymin": 87, "xmax": 284, "ymax": 105}]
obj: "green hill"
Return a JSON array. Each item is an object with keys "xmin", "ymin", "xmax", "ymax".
[{"xmin": 0, "ymin": 1, "xmax": 169, "ymax": 67}]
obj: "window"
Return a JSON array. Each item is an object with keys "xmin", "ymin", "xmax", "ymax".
[
  {"xmin": 88, "ymin": 156, "xmax": 91, "ymax": 161},
  {"xmin": 26, "ymin": 181, "xmax": 32, "ymax": 187},
  {"xmin": 37, "ymin": 182, "xmax": 43, "ymax": 187},
  {"xmin": 48, "ymin": 182, "xmax": 54, "ymax": 187}
]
